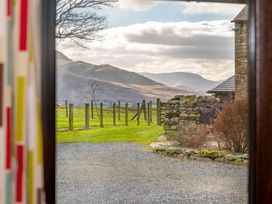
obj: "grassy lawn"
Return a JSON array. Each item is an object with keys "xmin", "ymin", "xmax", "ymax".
[{"xmin": 56, "ymin": 106, "xmax": 164, "ymax": 144}]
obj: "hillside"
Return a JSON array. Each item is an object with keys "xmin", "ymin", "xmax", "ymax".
[
  {"xmin": 140, "ymin": 72, "xmax": 222, "ymax": 93},
  {"xmin": 56, "ymin": 51, "xmax": 192, "ymax": 105}
]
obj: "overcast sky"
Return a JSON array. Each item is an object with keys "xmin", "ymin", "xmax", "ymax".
[{"xmin": 57, "ymin": 0, "xmax": 245, "ymax": 81}]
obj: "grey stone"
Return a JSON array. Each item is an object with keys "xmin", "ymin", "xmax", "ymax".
[
  {"xmin": 234, "ymin": 158, "xmax": 244, "ymax": 165},
  {"xmin": 177, "ymin": 154, "xmax": 185, "ymax": 159},
  {"xmin": 157, "ymin": 135, "xmax": 168, "ymax": 142},
  {"xmin": 225, "ymin": 154, "xmax": 237, "ymax": 161},
  {"xmin": 242, "ymin": 160, "xmax": 249, "ymax": 165},
  {"xmin": 235, "ymin": 154, "xmax": 248, "ymax": 159}
]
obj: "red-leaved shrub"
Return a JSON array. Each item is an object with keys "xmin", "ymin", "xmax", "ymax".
[
  {"xmin": 212, "ymin": 99, "xmax": 248, "ymax": 153},
  {"xmin": 172, "ymin": 124, "xmax": 210, "ymax": 148}
]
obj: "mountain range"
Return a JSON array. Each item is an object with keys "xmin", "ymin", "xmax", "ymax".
[
  {"xmin": 139, "ymin": 72, "xmax": 222, "ymax": 93},
  {"xmin": 56, "ymin": 51, "xmax": 194, "ymax": 105}
]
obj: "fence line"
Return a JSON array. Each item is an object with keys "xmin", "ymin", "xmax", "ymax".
[
  {"xmin": 137, "ymin": 103, "xmax": 140, "ymax": 126},
  {"xmin": 143, "ymin": 100, "xmax": 147, "ymax": 120},
  {"xmin": 69, "ymin": 104, "xmax": 73, "ymax": 130},
  {"xmin": 65, "ymin": 100, "xmax": 68, "ymax": 118},
  {"xmin": 150, "ymin": 100, "xmax": 153, "ymax": 122},
  {"xmin": 125, "ymin": 103, "xmax": 128, "ymax": 126},
  {"xmin": 113, "ymin": 103, "xmax": 116, "ymax": 126},
  {"xmin": 91, "ymin": 100, "xmax": 94, "ymax": 119},
  {"xmin": 100, "ymin": 103, "xmax": 104, "ymax": 128},
  {"xmin": 85, "ymin": 103, "xmax": 90, "ymax": 129},
  {"xmin": 62, "ymin": 99, "xmax": 162, "ymax": 131},
  {"xmin": 118, "ymin": 100, "xmax": 121, "ymax": 121},
  {"xmin": 147, "ymin": 102, "xmax": 151, "ymax": 126},
  {"xmin": 157, "ymin": 98, "xmax": 161, "ymax": 126}
]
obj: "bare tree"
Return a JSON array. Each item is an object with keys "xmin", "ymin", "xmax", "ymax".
[
  {"xmin": 88, "ymin": 80, "xmax": 100, "ymax": 118},
  {"xmin": 56, "ymin": 0, "xmax": 116, "ymax": 47}
]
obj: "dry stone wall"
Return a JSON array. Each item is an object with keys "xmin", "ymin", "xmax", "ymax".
[
  {"xmin": 161, "ymin": 95, "xmax": 222, "ymax": 135},
  {"xmin": 151, "ymin": 144, "xmax": 248, "ymax": 165}
]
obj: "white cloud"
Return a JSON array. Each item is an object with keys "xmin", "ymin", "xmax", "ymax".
[
  {"xmin": 57, "ymin": 20, "xmax": 235, "ymax": 81},
  {"xmin": 117, "ymin": 0, "xmax": 158, "ymax": 11},
  {"xmin": 180, "ymin": 2, "xmax": 245, "ymax": 16}
]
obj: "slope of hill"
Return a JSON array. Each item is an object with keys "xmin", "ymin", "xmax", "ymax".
[
  {"xmin": 56, "ymin": 51, "xmax": 192, "ymax": 105},
  {"xmin": 140, "ymin": 72, "xmax": 222, "ymax": 93}
]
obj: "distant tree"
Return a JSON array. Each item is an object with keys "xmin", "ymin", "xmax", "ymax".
[
  {"xmin": 88, "ymin": 80, "xmax": 100, "ymax": 118},
  {"xmin": 56, "ymin": 0, "xmax": 116, "ymax": 47}
]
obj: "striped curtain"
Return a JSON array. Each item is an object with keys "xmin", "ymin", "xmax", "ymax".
[{"xmin": 0, "ymin": 0, "xmax": 45, "ymax": 203}]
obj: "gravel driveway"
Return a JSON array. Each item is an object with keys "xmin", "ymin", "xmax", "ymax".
[{"xmin": 57, "ymin": 143, "xmax": 248, "ymax": 204}]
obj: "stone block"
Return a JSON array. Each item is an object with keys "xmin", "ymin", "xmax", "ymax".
[{"xmin": 214, "ymin": 157, "xmax": 225, "ymax": 162}]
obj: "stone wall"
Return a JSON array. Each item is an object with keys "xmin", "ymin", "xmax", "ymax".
[
  {"xmin": 235, "ymin": 21, "xmax": 248, "ymax": 100},
  {"xmin": 161, "ymin": 95, "xmax": 221, "ymax": 136},
  {"xmin": 151, "ymin": 144, "xmax": 248, "ymax": 166}
]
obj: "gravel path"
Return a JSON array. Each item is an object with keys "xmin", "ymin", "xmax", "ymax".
[{"xmin": 57, "ymin": 143, "xmax": 248, "ymax": 204}]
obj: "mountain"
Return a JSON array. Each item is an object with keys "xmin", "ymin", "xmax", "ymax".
[
  {"xmin": 139, "ymin": 72, "xmax": 222, "ymax": 93},
  {"xmin": 56, "ymin": 51, "xmax": 192, "ymax": 105}
]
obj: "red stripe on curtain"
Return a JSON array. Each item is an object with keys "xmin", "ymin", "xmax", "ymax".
[
  {"xmin": 7, "ymin": 0, "xmax": 12, "ymax": 16},
  {"xmin": 19, "ymin": 0, "xmax": 28, "ymax": 50},
  {"xmin": 16, "ymin": 145, "xmax": 24, "ymax": 202},
  {"xmin": 6, "ymin": 107, "xmax": 11, "ymax": 169}
]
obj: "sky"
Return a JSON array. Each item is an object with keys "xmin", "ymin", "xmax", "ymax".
[{"xmin": 57, "ymin": 0, "xmax": 245, "ymax": 81}]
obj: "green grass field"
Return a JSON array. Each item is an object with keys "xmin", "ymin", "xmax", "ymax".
[{"xmin": 56, "ymin": 106, "xmax": 164, "ymax": 144}]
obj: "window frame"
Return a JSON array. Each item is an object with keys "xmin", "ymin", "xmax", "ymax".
[{"xmin": 42, "ymin": 0, "xmax": 272, "ymax": 203}]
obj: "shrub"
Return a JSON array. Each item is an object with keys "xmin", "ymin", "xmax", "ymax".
[
  {"xmin": 171, "ymin": 124, "xmax": 210, "ymax": 148},
  {"xmin": 212, "ymin": 99, "xmax": 248, "ymax": 153}
]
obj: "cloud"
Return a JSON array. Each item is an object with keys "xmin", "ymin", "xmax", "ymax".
[
  {"xmin": 124, "ymin": 21, "xmax": 233, "ymax": 51},
  {"xmin": 122, "ymin": 21, "xmax": 234, "ymax": 59},
  {"xmin": 57, "ymin": 20, "xmax": 235, "ymax": 81},
  {"xmin": 117, "ymin": 0, "xmax": 158, "ymax": 11},
  {"xmin": 116, "ymin": 0, "xmax": 245, "ymax": 15},
  {"xmin": 180, "ymin": 2, "xmax": 245, "ymax": 16}
]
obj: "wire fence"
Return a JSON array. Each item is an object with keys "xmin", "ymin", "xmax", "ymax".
[{"xmin": 56, "ymin": 99, "xmax": 162, "ymax": 131}]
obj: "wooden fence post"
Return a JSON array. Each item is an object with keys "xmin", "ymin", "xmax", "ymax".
[
  {"xmin": 150, "ymin": 100, "xmax": 153, "ymax": 122},
  {"xmin": 143, "ymin": 100, "xmax": 147, "ymax": 120},
  {"xmin": 85, "ymin": 103, "xmax": 90, "ymax": 129},
  {"xmin": 125, "ymin": 103, "xmax": 128, "ymax": 126},
  {"xmin": 157, "ymin": 98, "xmax": 161, "ymax": 125},
  {"xmin": 69, "ymin": 104, "xmax": 73, "ymax": 130},
  {"xmin": 100, "ymin": 103, "xmax": 103, "ymax": 128},
  {"xmin": 65, "ymin": 100, "xmax": 68, "ymax": 118},
  {"xmin": 137, "ymin": 103, "xmax": 140, "ymax": 126},
  {"xmin": 91, "ymin": 100, "xmax": 94, "ymax": 119},
  {"xmin": 118, "ymin": 100, "xmax": 121, "ymax": 121},
  {"xmin": 147, "ymin": 102, "xmax": 151, "ymax": 126},
  {"xmin": 113, "ymin": 103, "xmax": 116, "ymax": 126}
]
